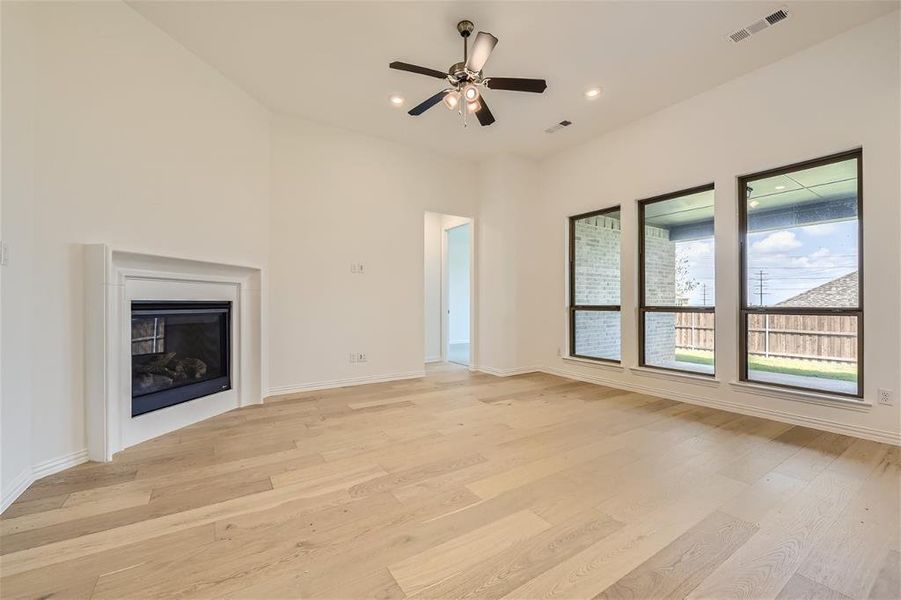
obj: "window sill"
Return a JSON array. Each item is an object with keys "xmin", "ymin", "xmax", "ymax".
[
  {"xmin": 561, "ymin": 355, "xmax": 624, "ymax": 372},
  {"xmin": 629, "ymin": 366, "xmax": 721, "ymax": 388},
  {"xmin": 728, "ymin": 380, "xmax": 871, "ymax": 412}
]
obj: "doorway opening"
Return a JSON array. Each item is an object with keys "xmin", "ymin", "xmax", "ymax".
[{"xmin": 424, "ymin": 212, "xmax": 473, "ymax": 367}]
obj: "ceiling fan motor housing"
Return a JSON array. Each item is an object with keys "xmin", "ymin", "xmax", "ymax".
[{"xmin": 456, "ymin": 20, "xmax": 474, "ymax": 38}]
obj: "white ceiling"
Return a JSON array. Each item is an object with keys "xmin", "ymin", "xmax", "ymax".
[{"xmin": 128, "ymin": 1, "xmax": 897, "ymax": 160}]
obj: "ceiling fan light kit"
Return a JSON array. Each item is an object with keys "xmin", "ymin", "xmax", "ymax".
[{"xmin": 389, "ymin": 19, "xmax": 548, "ymax": 127}]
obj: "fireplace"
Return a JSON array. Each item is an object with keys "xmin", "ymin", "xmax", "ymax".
[{"xmin": 131, "ymin": 301, "xmax": 231, "ymax": 417}]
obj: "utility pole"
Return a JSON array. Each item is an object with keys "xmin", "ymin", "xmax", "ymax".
[
  {"xmin": 757, "ymin": 270, "xmax": 766, "ymax": 306},
  {"xmin": 757, "ymin": 269, "xmax": 769, "ymax": 357},
  {"xmin": 701, "ymin": 284, "xmax": 708, "ymax": 306}
]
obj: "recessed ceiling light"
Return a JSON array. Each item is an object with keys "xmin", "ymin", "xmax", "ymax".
[
  {"xmin": 774, "ymin": 185, "xmax": 786, "ymax": 190},
  {"xmin": 749, "ymin": 200, "xmax": 760, "ymax": 208},
  {"xmin": 585, "ymin": 88, "xmax": 602, "ymax": 99},
  {"xmin": 389, "ymin": 95, "xmax": 405, "ymax": 106}
]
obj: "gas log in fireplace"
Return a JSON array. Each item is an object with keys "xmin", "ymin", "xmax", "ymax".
[{"xmin": 131, "ymin": 301, "xmax": 231, "ymax": 417}]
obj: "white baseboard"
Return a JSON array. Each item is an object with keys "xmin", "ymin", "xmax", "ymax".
[
  {"xmin": 1, "ymin": 448, "xmax": 89, "ymax": 515},
  {"xmin": 32, "ymin": 449, "xmax": 89, "ymax": 480},
  {"xmin": 543, "ymin": 365, "xmax": 901, "ymax": 446},
  {"xmin": 475, "ymin": 365, "xmax": 541, "ymax": 377},
  {"xmin": 1, "ymin": 468, "xmax": 33, "ymax": 514},
  {"xmin": 266, "ymin": 370, "xmax": 426, "ymax": 398}
]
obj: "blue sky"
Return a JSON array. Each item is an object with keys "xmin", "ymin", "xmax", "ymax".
[{"xmin": 674, "ymin": 219, "xmax": 858, "ymax": 306}]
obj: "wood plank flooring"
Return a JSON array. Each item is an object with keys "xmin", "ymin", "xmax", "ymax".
[{"xmin": 1, "ymin": 364, "xmax": 898, "ymax": 599}]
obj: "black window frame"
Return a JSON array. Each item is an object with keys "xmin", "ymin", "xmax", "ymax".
[
  {"xmin": 638, "ymin": 183, "xmax": 716, "ymax": 377},
  {"xmin": 738, "ymin": 148, "xmax": 863, "ymax": 398},
  {"xmin": 569, "ymin": 206, "xmax": 622, "ymax": 363}
]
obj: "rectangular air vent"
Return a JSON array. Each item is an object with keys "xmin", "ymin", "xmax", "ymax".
[
  {"xmin": 766, "ymin": 9, "xmax": 789, "ymax": 25},
  {"xmin": 729, "ymin": 29, "xmax": 751, "ymax": 43},
  {"xmin": 545, "ymin": 120, "xmax": 573, "ymax": 134},
  {"xmin": 728, "ymin": 6, "xmax": 790, "ymax": 43}
]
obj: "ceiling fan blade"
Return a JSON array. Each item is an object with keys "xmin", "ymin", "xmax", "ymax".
[
  {"xmin": 486, "ymin": 77, "xmax": 547, "ymax": 93},
  {"xmin": 465, "ymin": 31, "xmax": 498, "ymax": 73},
  {"xmin": 475, "ymin": 98, "xmax": 495, "ymax": 127},
  {"xmin": 408, "ymin": 90, "xmax": 449, "ymax": 116},
  {"xmin": 389, "ymin": 61, "xmax": 448, "ymax": 79}
]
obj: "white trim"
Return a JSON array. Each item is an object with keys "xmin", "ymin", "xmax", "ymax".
[
  {"xmin": 1, "ymin": 449, "xmax": 89, "ymax": 515},
  {"xmin": 425, "ymin": 356, "xmax": 443, "ymax": 364},
  {"xmin": 544, "ymin": 365, "xmax": 899, "ymax": 446},
  {"xmin": 266, "ymin": 370, "xmax": 425, "ymax": 398},
  {"xmin": 475, "ymin": 365, "xmax": 540, "ymax": 377},
  {"xmin": 630, "ymin": 366, "xmax": 721, "ymax": 388},
  {"xmin": 32, "ymin": 449, "xmax": 89, "ymax": 480},
  {"xmin": 1, "ymin": 468, "xmax": 34, "ymax": 515},
  {"xmin": 728, "ymin": 380, "xmax": 872, "ymax": 411},
  {"xmin": 562, "ymin": 355, "xmax": 625, "ymax": 372}
]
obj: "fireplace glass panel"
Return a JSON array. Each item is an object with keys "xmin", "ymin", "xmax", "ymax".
[{"xmin": 131, "ymin": 301, "xmax": 231, "ymax": 416}]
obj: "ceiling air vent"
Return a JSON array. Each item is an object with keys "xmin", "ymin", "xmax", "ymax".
[
  {"xmin": 766, "ymin": 9, "xmax": 789, "ymax": 25},
  {"xmin": 728, "ymin": 6, "xmax": 790, "ymax": 43},
  {"xmin": 545, "ymin": 120, "xmax": 573, "ymax": 134},
  {"xmin": 729, "ymin": 29, "xmax": 751, "ymax": 43}
]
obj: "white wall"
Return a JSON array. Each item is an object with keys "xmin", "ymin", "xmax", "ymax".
[
  {"xmin": 268, "ymin": 117, "xmax": 476, "ymax": 393},
  {"xmin": 530, "ymin": 12, "xmax": 900, "ymax": 442},
  {"xmin": 1, "ymin": 2, "xmax": 37, "ymax": 506},
  {"xmin": 0, "ymin": 0, "xmax": 271, "ymax": 505},
  {"xmin": 476, "ymin": 154, "xmax": 544, "ymax": 374}
]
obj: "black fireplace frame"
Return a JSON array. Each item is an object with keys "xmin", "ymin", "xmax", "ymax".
[{"xmin": 131, "ymin": 300, "xmax": 232, "ymax": 417}]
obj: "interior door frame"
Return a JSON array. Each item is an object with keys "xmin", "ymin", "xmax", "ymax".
[{"xmin": 442, "ymin": 220, "xmax": 474, "ymax": 366}]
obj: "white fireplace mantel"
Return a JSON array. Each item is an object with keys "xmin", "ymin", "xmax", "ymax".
[{"xmin": 83, "ymin": 245, "xmax": 265, "ymax": 462}]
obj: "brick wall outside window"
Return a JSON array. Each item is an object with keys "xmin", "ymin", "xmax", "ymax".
[{"xmin": 572, "ymin": 216, "xmax": 676, "ymax": 362}]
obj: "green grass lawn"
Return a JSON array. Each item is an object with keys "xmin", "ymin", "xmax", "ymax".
[{"xmin": 675, "ymin": 349, "xmax": 857, "ymax": 382}]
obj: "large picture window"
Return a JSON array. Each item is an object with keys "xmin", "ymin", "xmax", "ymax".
[
  {"xmin": 639, "ymin": 185, "xmax": 715, "ymax": 375},
  {"xmin": 739, "ymin": 150, "xmax": 862, "ymax": 397},
  {"xmin": 569, "ymin": 207, "xmax": 621, "ymax": 362}
]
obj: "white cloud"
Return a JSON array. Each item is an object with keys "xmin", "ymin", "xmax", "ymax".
[
  {"xmin": 801, "ymin": 222, "xmax": 838, "ymax": 237},
  {"xmin": 676, "ymin": 240, "xmax": 713, "ymax": 260},
  {"xmin": 751, "ymin": 230, "xmax": 802, "ymax": 254}
]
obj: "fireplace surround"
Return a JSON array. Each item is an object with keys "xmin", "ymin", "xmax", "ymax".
[{"xmin": 84, "ymin": 245, "xmax": 264, "ymax": 461}]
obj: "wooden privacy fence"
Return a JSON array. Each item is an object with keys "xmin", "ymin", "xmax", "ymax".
[{"xmin": 674, "ymin": 312, "xmax": 857, "ymax": 363}]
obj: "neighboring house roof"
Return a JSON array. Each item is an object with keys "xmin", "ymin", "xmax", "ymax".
[{"xmin": 777, "ymin": 271, "xmax": 858, "ymax": 308}]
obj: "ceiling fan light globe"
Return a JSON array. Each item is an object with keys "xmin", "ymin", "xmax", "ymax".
[
  {"xmin": 462, "ymin": 84, "xmax": 480, "ymax": 102},
  {"xmin": 443, "ymin": 91, "xmax": 461, "ymax": 110},
  {"xmin": 466, "ymin": 100, "xmax": 481, "ymax": 113}
]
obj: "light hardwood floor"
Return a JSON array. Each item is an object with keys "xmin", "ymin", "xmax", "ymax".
[{"xmin": 1, "ymin": 364, "xmax": 898, "ymax": 599}]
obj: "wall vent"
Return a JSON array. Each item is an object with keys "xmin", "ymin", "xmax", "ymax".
[
  {"xmin": 545, "ymin": 120, "xmax": 573, "ymax": 134},
  {"xmin": 728, "ymin": 6, "xmax": 790, "ymax": 43}
]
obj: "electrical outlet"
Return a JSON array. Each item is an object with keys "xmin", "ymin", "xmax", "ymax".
[
  {"xmin": 350, "ymin": 263, "xmax": 365, "ymax": 274},
  {"xmin": 358, "ymin": 353, "xmax": 367, "ymax": 363},
  {"xmin": 877, "ymin": 388, "xmax": 893, "ymax": 406}
]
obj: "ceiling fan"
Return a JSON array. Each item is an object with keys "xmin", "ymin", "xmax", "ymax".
[{"xmin": 389, "ymin": 20, "xmax": 548, "ymax": 127}]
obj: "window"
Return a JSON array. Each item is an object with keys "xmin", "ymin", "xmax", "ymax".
[
  {"xmin": 570, "ymin": 207, "xmax": 621, "ymax": 362},
  {"xmin": 639, "ymin": 185, "xmax": 715, "ymax": 375},
  {"xmin": 739, "ymin": 150, "xmax": 862, "ymax": 397}
]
